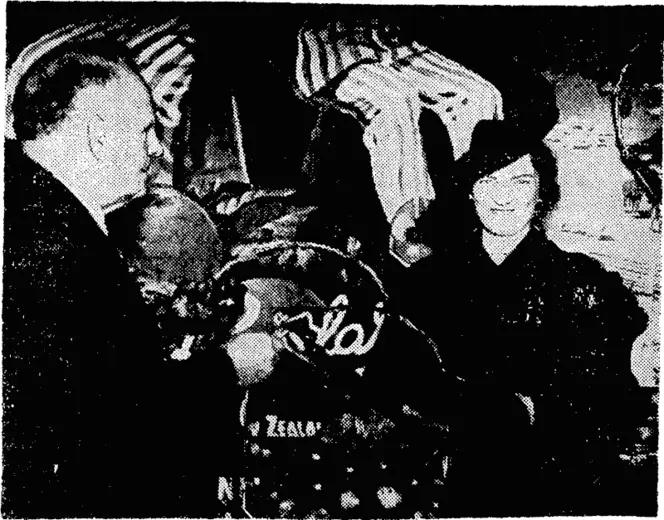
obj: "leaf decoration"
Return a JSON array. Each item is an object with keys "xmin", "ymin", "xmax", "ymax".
[
  {"xmin": 185, "ymin": 178, "xmax": 296, "ymax": 222},
  {"xmin": 216, "ymin": 188, "xmax": 296, "ymax": 216},
  {"xmin": 231, "ymin": 198, "xmax": 315, "ymax": 240},
  {"xmin": 249, "ymin": 206, "xmax": 317, "ymax": 241}
]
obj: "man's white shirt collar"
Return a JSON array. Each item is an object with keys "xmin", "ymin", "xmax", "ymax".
[
  {"xmin": 78, "ymin": 195, "xmax": 109, "ymax": 236},
  {"xmin": 51, "ymin": 175, "xmax": 109, "ymax": 235}
]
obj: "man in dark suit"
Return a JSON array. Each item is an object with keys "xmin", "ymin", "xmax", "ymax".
[{"xmin": 2, "ymin": 41, "xmax": 236, "ymax": 517}]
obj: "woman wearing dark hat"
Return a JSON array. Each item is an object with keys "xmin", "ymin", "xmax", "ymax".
[{"xmin": 400, "ymin": 119, "xmax": 648, "ymax": 516}]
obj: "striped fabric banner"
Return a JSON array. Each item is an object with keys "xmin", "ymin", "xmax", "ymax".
[
  {"xmin": 5, "ymin": 17, "xmax": 195, "ymax": 140},
  {"xmin": 296, "ymin": 22, "xmax": 504, "ymax": 226},
  {"xmin": 295, "ymin": 22, "xmax": 417, "ymax": 101},
  {"xmin": 335, "ymin": 62, "xmax": 434, "ymax": 223},
  {"xmin": 125, "ymin": 20, "xmax": 195, "ymax": 131}
]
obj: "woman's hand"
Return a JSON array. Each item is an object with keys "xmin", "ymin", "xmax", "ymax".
[
  {"xmin": 391, "ymin": 210, "xmax": 417, "ymax": 243},
  {"xmin": 389, "ymin": 201, "xmax": 433, "ymax": 266}
]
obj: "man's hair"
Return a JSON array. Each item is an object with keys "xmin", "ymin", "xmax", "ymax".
[{"xmin": 13, "ymin": 40, "xmax": 141, "ymax": 141}]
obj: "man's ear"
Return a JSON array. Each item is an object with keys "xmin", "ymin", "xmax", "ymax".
[{"xmin": 86, "ymin": 114, "xmax": 107, "ymax": 161}]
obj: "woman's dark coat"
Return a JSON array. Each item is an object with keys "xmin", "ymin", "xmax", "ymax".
[{"xmin": 401, "ymin": 228, "xmax": 648, "ymax": 515}]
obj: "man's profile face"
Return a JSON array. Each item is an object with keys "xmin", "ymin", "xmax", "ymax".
[{"xmin": 94, "ymin": 71, "xmax": 163, "ymax": 211}]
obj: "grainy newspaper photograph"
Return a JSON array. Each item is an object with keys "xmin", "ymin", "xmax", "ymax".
[{"xmin": 1, "ymin": 1, "xmax": 661, "ymax": 518}]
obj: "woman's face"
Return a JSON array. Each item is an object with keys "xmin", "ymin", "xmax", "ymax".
[{"xmin": 472, "ymin": 154, "xmax": 539, "ymax": 237}]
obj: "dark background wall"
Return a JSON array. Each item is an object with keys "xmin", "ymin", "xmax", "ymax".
[{"xmin": 7, "ymin": 2, "xmax": 663, "ymax": 81}]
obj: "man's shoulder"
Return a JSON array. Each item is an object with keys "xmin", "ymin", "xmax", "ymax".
[
  {"xmin": 5, "ymin": 181, "xmax": 82, "ymax": 260},
  {"xmin": 5, "ymin": 148, "xmax": 98, "ymax": 243},
  {"xmin": 4, "ymin": 154, "xmax": 114, "ymax": 292}
]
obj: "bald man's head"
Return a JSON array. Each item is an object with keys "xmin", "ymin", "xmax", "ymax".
[
  {"xmin": 14, "ymin": 40, "xmax": 163, "ymax": 210},
  {"xmin": 13, "ymin": 40, "xmax": 143, "ymax": 141}
]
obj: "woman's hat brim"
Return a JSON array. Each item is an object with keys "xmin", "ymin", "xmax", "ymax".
[{"xmin": 457, "ymin": 119, "xmax": 544, "ymax": 182}]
